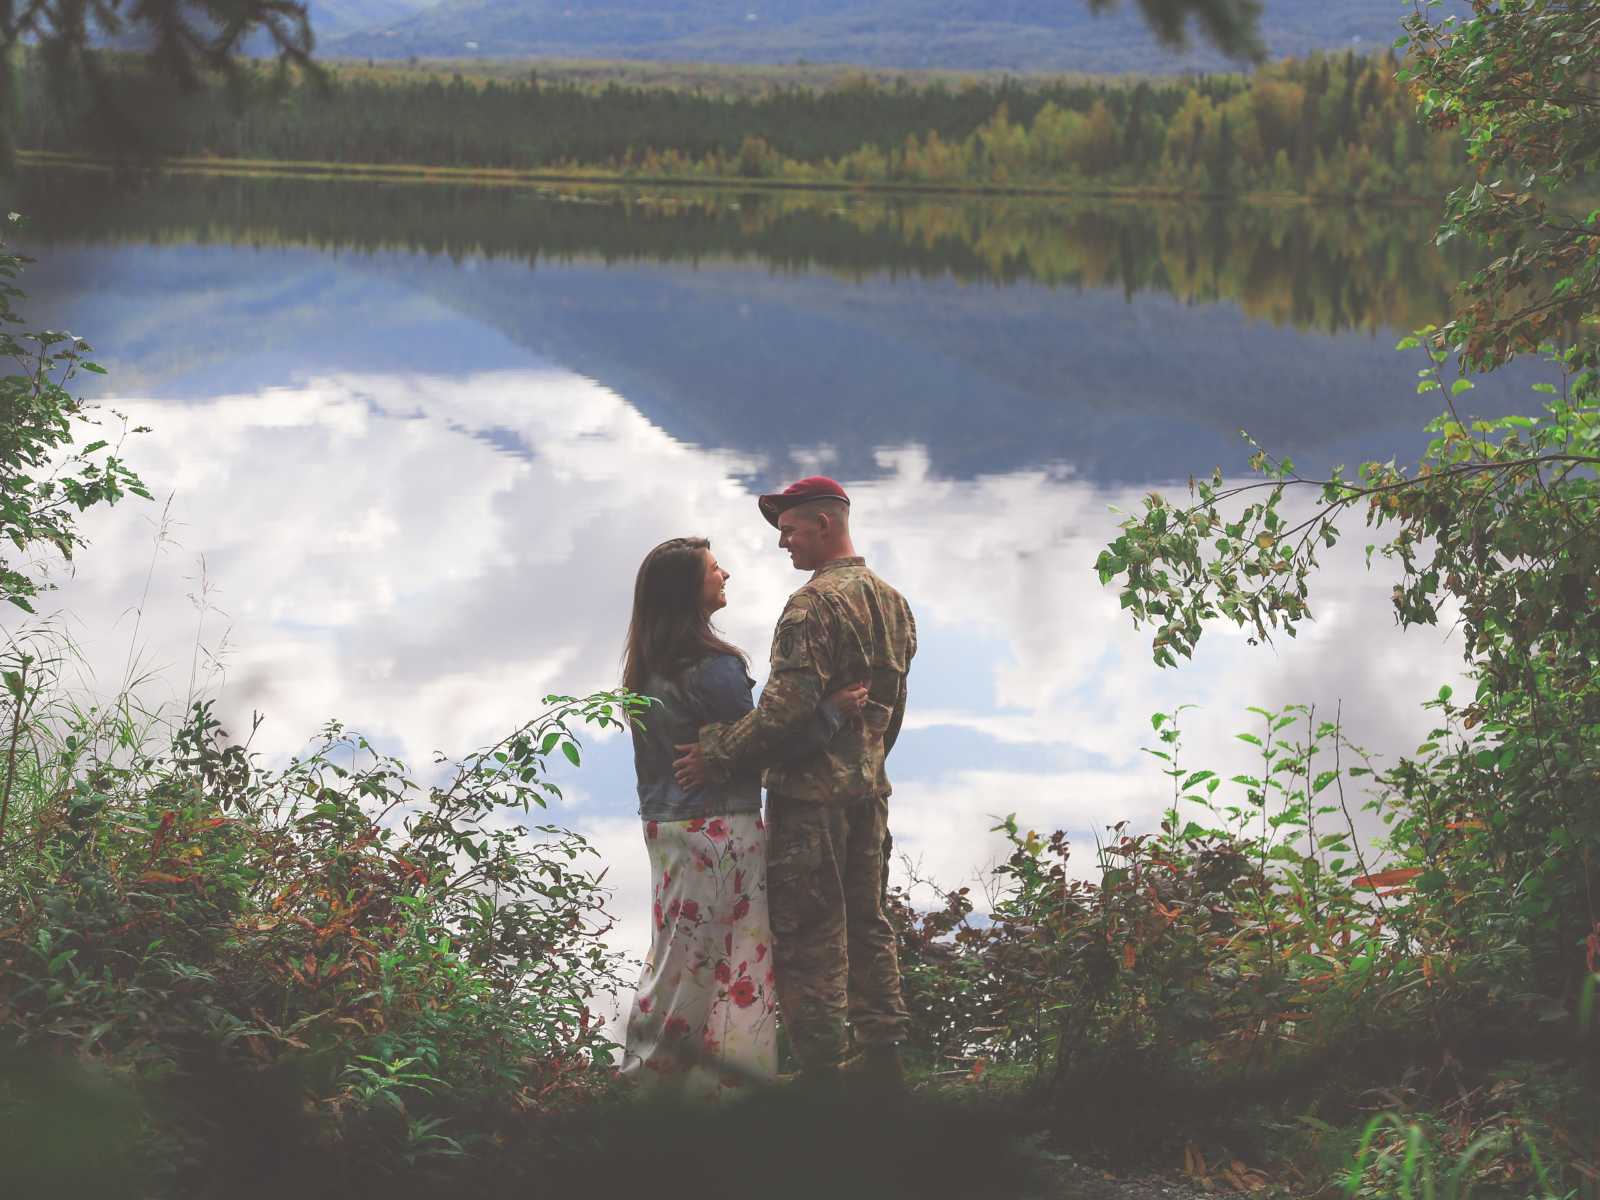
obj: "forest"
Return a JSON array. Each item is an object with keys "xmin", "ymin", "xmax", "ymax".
[{"xmin": 18, "ymin": 48, "xmax": 1464, "ymax": 198}]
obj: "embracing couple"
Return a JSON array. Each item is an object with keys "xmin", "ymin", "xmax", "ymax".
[{"xmin": 619, "ymin": 476, "xmax": 917, "ymax": 1104}]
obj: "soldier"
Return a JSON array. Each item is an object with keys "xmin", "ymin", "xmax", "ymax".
[{"xmin": 673, "ymin": 475, "xmax": 917, "ymax": 1095}]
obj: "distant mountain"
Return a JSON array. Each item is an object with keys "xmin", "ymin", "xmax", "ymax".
[
  {"xmin": 324, "ymin": 0, "xmax": 1419, "ymax": 71},
  {"xmin": 308, "ymin": 0, "xmax": 437, "ymax": 38}
]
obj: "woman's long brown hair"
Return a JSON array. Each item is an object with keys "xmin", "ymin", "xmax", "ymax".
[{"xmin": 622, "ymin": 537, "xmax": 747, "ymax": 693}]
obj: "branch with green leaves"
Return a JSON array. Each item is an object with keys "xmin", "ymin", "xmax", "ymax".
[
  {"xmin": 0, "ymin": 215, "xmax": 150, "ymax": 614},
  {"xmin": 1098, "ymin": 348, "xmax": 1599, "ymax": 677},
  {"xmin": 1399, "ymin": 0, "xmax": 1600, "ymax": 403}
]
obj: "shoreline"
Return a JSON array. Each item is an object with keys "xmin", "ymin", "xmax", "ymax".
[{"xmin": 16, "ymin": 149, "xmax": 1442, "ymax": 208}]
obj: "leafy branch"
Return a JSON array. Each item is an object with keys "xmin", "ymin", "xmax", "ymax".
[
  {"xmin": 1098, "ymin": 336, "xmax": 1599, "ymax": 669},
  {"xmin": 0, "ymin": 214, "xmax": 150, "ymax": 613}
]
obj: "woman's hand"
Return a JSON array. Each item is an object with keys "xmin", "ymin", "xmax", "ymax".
[{"xmin": 826, "ymin": 682, "xmax": 869, "ymax": 717}]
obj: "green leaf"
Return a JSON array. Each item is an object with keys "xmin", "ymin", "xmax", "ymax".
[{"xmin": 560, "ymin": 740, "xmax": 581, "ymax": 767}]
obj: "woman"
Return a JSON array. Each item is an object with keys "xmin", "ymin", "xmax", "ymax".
[{"xmin": 620, "ymin": 536, "xmax": 863, "ymax": 1102}]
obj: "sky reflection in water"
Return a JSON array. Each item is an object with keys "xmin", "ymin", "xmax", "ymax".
[{"xmin": 14, "ymin": 193, "xmax": 1552, "ymax": 982}]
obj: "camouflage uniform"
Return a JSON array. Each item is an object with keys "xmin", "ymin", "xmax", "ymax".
[{"xmin": 699, "ymin": 557, "xmax": 917, "ymax": 1070}]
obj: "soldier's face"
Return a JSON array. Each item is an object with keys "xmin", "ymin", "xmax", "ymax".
[
  {"xmin": 777, "ymin": 512, "xmax": 823, "ymax": 571},
  {"xmin": 700, "ymin": 549, "xmax": 729, "ymax": 615}
]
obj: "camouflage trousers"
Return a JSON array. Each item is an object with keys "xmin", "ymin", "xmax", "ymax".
[{"xmin": 765, "ymin": 793, "xmax": 910, "ymax": 1070}]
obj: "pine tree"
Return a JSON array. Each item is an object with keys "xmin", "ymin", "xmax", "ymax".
[
  {"xmin": 1124, "ymin": 82, "xmax": 1151, "ymax": 165},
  {"xmin": 1211, "ymin": 111, "xmax": 1235, "ymax": 191}
]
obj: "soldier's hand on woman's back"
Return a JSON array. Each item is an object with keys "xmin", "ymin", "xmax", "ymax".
[
  {"xmin": 826, "ymin": 682, "xmax": 869, "ymax": 717},
  {"xmin": 673, "ymin": 742, "xmax": 707, "ymax": 789}
]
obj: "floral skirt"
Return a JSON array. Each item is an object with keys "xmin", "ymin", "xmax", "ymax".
[{"xmin": 621, "ymin": 812, "xmax": 779, "ymax": 1102}]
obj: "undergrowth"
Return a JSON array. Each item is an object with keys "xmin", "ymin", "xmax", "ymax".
[
  {"xmin": 0, "ymin": 621, "xmax": 646, "ymax": 1194},
  {"xmin": 888, "ymin": 703, "xmax": 1599, "ymax": 1196}
]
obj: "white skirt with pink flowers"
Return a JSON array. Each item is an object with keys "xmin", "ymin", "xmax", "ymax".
[{"xmin": 621, "ymin": 812, "xmax": 779, "ymax": 1102}]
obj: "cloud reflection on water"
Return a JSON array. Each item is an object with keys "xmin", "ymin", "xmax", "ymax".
[{"xmin": 38, "ymin": 366, "xmax": 1466, "ymax": 982}]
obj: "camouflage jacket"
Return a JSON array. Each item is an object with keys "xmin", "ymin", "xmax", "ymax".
[{"xmin": 700, "ymin": 557, "xmax": 916, "ymax": 804}]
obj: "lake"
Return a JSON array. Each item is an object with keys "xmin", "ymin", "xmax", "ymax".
[{"xmin": 2, "ymin": 165, "xmax": 1556, "ymax": 973}]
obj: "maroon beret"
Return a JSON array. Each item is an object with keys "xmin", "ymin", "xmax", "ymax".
[{"xmin": 757, "ymin": 476, "xmax": 851, "ymax": 528}]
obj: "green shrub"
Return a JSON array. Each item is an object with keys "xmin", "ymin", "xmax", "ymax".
[{"xmin": 0, "ymin": 669, "xmax": 644, "ymax": 1191}]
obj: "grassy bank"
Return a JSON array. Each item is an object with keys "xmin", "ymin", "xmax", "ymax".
[
  {"xmin": 8, "ymin": 147, "xmax": 1355, "ymax": 203},
  {"xmin": 19, "ymin": 146, "xmax": 1401, "ymax": 203}
]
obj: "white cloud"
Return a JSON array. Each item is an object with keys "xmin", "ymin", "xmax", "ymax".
[{"xmin": 888, "ymin": 767, "xmax": 1172, "ymax": 892}]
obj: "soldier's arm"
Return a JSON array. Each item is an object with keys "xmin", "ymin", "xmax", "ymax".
[
  {"xmin": 699, "ymin": 598, "xmax": 830, "ymax": 783},
  {"xmin": 698, "ymin": 649, "xmax": 844, "ymax": 756},
  {"xmin": 885, "ymin": 675, "xmax": 908, "ymax": 756},
  {"xmin": 885, "ymin": 603, "xmax": 916, "ymax": 756}
]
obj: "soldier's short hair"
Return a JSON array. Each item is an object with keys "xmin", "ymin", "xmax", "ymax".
[{"xmin": 788, "ymin": 496, "xmax": 850, "ymax": 529}]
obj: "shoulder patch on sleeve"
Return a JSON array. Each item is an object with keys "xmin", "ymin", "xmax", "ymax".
[
  {"xmin": 774, "ymin": 623, "xmax": 796, "ymax": 661},
  {"xmin": 770, "ymin": 598, "xmax": 816, "ymax": 672}
]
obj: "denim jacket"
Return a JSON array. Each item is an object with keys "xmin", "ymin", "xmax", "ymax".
[{"xmin": 632, "ymin": 653, "xmax": 843, "ymax": 822}]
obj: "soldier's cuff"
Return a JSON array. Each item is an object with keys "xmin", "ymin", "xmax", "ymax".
[{"xmin": 698, "ymin": 722, "xmax": 737, "ymax": 784}]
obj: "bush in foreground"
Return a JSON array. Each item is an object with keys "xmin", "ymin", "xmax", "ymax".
[{"xmin": 0, "ymin": 666, "xmax": 642, "ymax": 1195}]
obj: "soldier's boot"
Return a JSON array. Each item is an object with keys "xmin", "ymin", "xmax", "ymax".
[{"xmin": 856, "ymin": 1042, "xmax": 907, "ymax": 1104}]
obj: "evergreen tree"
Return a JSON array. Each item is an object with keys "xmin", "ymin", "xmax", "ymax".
[
  {"xmin": 1124, "ymin": 82, "xmax": 1152, "ymax": 165},
  {"xmin": 1210, "ymin": 110, "xmax": 1235, "ymax": 191},
  {"xmin": 1333, "ymin": 58, "xmax": 1358, "ymax": 148}
]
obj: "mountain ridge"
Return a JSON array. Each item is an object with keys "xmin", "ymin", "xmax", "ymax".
[{"xmin": 322, "ymin": 0, "xmax": 1421, "ymax": 72}]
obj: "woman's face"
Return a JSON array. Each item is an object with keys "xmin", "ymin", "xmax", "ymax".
[{"xmin": 699, "ymin": 548, "xmax": 730, "ymax": 616}]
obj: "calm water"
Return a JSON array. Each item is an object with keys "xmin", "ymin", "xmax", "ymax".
[{"xmin": 4, "ymin": 167, "xmax": 1556, "ymax": 963}]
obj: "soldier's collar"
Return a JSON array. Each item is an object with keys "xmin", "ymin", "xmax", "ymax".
[{"xmin": 812, "ymin": 556, "xmax": 865, "ymax": 577}]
